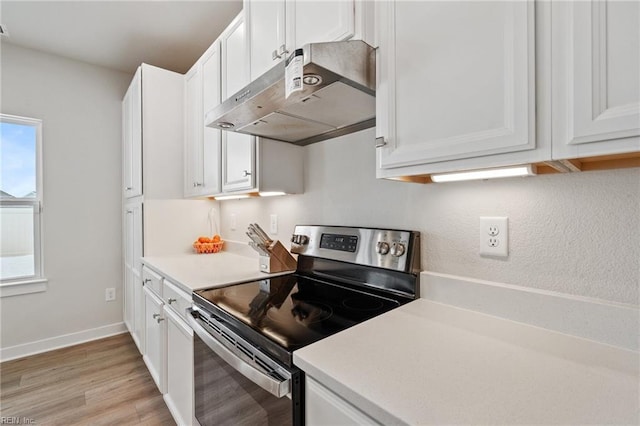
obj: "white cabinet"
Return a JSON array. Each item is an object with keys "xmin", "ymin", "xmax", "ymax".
[
  {"xmin": 221, "ymin": 12, "xmax": 257, "ymax": 193},
  {"xmin": 184, "ymin": 43, "xmax": 223, "ymax": 198},
  {"xmin": 123, "ymin": 63, "xmax": 184, "ymax": 199},
  {"xmin": 164, "ymin": 302, "xmax": 194, "ymax": 426},
  {"xmin": 143, "ymin": 285, "xmax": 166, "ymax": 394},
  {"xmin": 222, "ymin": 133, "xmax": 256, "ymax": 192},
  {"xmin": 306, "ymin": 377, "xmax": 380, "ymax": 425},
  {"xmin": 122, "ymin": 63, "xmax": 183, "ymax": 355},
  {"xmin": 551, "ymin": 0, "xmax": 640, "ymax": 160},
  {"xmin": 247, "ymin": 0, "xmax": 372, "ymax": 80},
  {"xmin": 286, "ymin": 0, "xmax": 356, "ymax": 48},
  {"xmin": 123, "ymin": 200, "xmax": 143, "ymax": 352},
  {"xmin": 184, "ymin": 65, "xmax": 204, "ymax": 197},
  {"xmin": 247, "ymin": 0, "xmax": 286, "ymax": 80},
  {"xmin": 122, "ymin": 67, "xmax": 142, "ymax": 198},
  {"xmin": 375, "ymin": 0, "xmax": 638, "ymax": 181},
  {"xmin": 376, "ymin": 0, "xmax": 546, "ymax": 179}
]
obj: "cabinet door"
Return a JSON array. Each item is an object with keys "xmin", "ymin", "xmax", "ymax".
[
  {"xmin": 222, "ymin": 133, "xmax": 256, "ymax": 192},
  {"xmin": 552, "ymin": 0, "xmax": 640, "ymax": 159},
  {"xmin": 201, "ymin": 43, "xmax": 223, "ymax": 195},
  {"xmin": 124, "ymin": 201, "xmax": 144, "ymax": 353},
  {"xmin": 123, "ymin": 207, "xmax": 134, "ymax": 335},
  {"xmin": 123, "ymin": 68, "xmax": 143, "ymax": 198},
  {"xmin": 221, "ymin": 12, "xmax": 256, "ymax": 192},
  {"xmin": 377, "ymin": 1, "xmax": 536, "ymax": 175},
  {"xmin": 143, "ymin": 286, "xmax": 166, "ymax": 393},
  {"xmin": 222, "ymin": 13, "xmax": 250, "ymax": 98},
  {"xmin": 184, "ymin": 64, "xmax": 203, "ymax": 197},
  {"xmin": 248, "ymin": 0, "xmax": 286, "ymax": 80},
  {"xmin": 165, "ymin": 307, "xmax": 194, "ymax": 426},
  {"xmin": 287, "ymin": 0, "xmax": 355, "ymax": 48}
]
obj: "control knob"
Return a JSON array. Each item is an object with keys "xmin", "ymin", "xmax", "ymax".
[
  {"xmin": 291, "ymin": 234, "xmax": 309, "ymax": 245},
  {"xmin": 376, "ymin": 241, "xmax": 390, "ymax": 255},
  {"xmin": 390, "ymin": 242, "xmax": 406, "ymax": 257}
]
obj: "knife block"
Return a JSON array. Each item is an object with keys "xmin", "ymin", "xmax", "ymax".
[{"xmin": 259, "ymin": 240, "xmax": 297, "ymax": 273}]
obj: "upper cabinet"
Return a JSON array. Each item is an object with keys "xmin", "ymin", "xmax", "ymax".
[
  {"xmin": 123, "ymin": 64, "xmax": 184, "ymax": 198},
  {"xmin": 184, "ymin": 42, "xmax": 222, "ymax": 198},
  {"xmin": 376, "ymin": 0, "xmax": 547, "ymax": 179},
  {"xmin": 376, "ymin": 0, "xmax": 639, "ymax": 181},
  {"xmin": 122, "ymin": 67, "xmax": 142, "ymax": 198},
  {"xmin": 551, "ymin": 0, "xmax": 640, "ymax": 160},
  {"xmin": 246, "ymin": 0, "xmax": 373, "ymax": 79},
  {"xmin": 221, "ymin": 12, "xmax": 256, "ymax": 193}
]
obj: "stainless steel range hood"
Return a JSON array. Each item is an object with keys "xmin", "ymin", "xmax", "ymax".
[{"xmin": 205, "ymin": 40, "xmax": 376, "ymax": 146}]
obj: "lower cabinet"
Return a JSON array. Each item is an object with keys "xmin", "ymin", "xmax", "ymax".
[
  {"xmin": 306, "ymin": 376, "xmax": 380, "ymax": 425},
  {"xmin": 143, "ymin": 285, "xmax": 166, "ymax": 394},
  {"xmin": 140, "ymin": 266, "xmax": 196, "ymax": 425},
  {"xmin": 164, "ymin": 306, "xmax": 194, "ymax": 426}
]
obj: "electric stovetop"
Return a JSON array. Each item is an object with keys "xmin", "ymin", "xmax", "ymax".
[{"xmin": 194, "ymin": 273, "xmax": 402, "ymax": 353}]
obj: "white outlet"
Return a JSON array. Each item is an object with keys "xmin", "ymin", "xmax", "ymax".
[
  {"xmin": 480, "ymin": 217, "xmax": 508, "ymax": 257},
  {"xmin": 105, "ymin": 288, "xmax": 116, "ymax": 301},
  {"xmin": 230, "ymin": 213, "xmax": 237, "ymax": 231},
  {"xmin": 270, "ymin": 214, "xmax": 278, "ymax": 234}
]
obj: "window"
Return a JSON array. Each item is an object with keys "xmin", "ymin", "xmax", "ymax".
[{"xmin": 1, "ymin": 114, "xmax": 45, "ymax": 294}]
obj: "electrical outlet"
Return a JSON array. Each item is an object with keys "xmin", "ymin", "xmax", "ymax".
[
  {"xmin": 480, "ymin": 217, "xmax": 508, "ymax": 257},
  {"xmin": 105, "ymin": 288, "xmax": 116, "ymax": 302},
  {"xmin": 270, "ymin": 214, "xmax": 278, "ymax": 234}
]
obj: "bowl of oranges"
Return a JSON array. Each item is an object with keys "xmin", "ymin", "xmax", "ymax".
[{"xmin": 193, "ymin": 235, "xmax": 224, "ymax": 254}]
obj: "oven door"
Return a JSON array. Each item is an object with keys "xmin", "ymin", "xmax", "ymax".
[{"xmin": 188, "ymin": 308, "xmax": 303, "ymax": 426}]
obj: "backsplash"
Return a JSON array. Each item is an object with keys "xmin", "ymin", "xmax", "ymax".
[{"xmin": 220, "ymin": 128, "xmax": 640, "ymax": 306}]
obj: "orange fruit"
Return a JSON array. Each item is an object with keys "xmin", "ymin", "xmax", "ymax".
[
  {"xmin": 212, "ymin": 235, "xmax": 221, "ymax": 243},
  {"xmin": 198, "ymin": 236, "xmax": 211, "ymax": 243}
]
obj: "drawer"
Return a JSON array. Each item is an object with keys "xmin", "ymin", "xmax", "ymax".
[
  {"xmin": 142, "ymin": 266, "xmax": 163, "ymax": 297},
  {"xmin": 163, "ymin": 279, "xmax": 192, "ymax": 321}
]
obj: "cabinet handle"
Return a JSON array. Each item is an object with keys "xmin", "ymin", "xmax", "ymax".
[
  {"xmin": 153, "ymin": 313, "xmax": 161, "ymax": 319},
  {"xmin": 167, "ymin": 298, "xmax": 177, "ymax": 304},
  {"xmin": 156, "ymin": 317, "xmax": 165, "ymax": 323},
  {"xmin": 124, "ymin": 186, "xmax": 132, "ymax": 191},
  {"xmin": 272, "ymin": 45, "xmax": 289, "ymax": 61},
  {"xmin": 143, "ymin": 278, "xmax": 151, "ymax": 284},
  {"xmin": 126, "ymin": 210, "xmax": 133, "ymax": 214},
  {"xmin": 375, "ymin": 137, "xmax": 387, "ymax": 148},
  {"xmin": 242, "ymin": 170, "xmax": 251, "ymax": 177}
]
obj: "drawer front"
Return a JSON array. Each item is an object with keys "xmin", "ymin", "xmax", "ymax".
[
  {"xmin": 163, "ymin": 279, "xmax": 192, "ymax": 321},
  {"xmin": 142, "ymin": 266, "xmax": 163, "ymax": 297}
]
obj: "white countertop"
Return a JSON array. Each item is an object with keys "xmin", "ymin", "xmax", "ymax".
[
  {"xmin": 294, "ymin": 298, "xmax": 639, "ymax": 425},
  {"xmin": 142, "ymin": 243, "xmax": 291, "ymax": 293}
]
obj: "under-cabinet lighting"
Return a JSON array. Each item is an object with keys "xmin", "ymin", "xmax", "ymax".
[
  {"xmin": 258, "ymin": 191, "xmax": 286, "ymax": 197},
  {"xmin": 213, "ymin": 194, "xmax": 251, "ymax": 201},
  {"xmin": 430, "ymin": 165, "xmax": 536, "ymax": 183}
]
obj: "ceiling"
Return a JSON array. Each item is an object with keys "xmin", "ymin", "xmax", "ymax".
[{"xmin": 0, "ymin": 0, "xmax": 243, "ymax": 75}]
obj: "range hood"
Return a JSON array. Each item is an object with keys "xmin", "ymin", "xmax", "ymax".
[{"xmin": 205, "ymin": 40, "xmax": 376, "ymax": 146}]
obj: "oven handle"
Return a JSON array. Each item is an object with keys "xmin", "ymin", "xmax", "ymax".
[{"xmin": 187, "ymin": 308, "xmax": 291, "ymax": 398}]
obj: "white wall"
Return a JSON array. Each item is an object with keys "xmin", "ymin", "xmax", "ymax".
[
  {"xmin": 0, "ymin": 44, "xmax": 132, "ymax": 350},
  {"xmin": 221, "ymin": 129, "xmax": 640, "ymax": 306}
]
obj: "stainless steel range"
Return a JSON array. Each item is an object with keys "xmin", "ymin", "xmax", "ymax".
[{"xmin": 188, "ymin": 225, "xmax": 420, "ymax": 426}]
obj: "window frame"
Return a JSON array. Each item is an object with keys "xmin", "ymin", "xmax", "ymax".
[{"xmin": 0, "ymin": 113, "xmax": 46, "ymax": 296}]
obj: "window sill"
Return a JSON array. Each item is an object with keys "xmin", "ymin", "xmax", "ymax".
[{"xmin": 0, "ymin": 278, "xmax": 48, "ymax": 298}]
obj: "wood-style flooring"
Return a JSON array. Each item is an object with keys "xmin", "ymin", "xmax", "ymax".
[{"xmin": 0, "ymin": 333, "xmax": 176, "ymax": 425}]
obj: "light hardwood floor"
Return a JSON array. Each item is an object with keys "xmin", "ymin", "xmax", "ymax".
[{"xmin": 0, "ymin": 333, "xmax": 176, "ymax": 425}]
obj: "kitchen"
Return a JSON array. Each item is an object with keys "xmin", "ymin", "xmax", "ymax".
[{"xmin": 1, "ymin": 0, "xmax": 638, "ymax": 425}]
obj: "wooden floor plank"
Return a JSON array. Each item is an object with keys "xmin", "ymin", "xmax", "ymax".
[{"xmin": 0, "ymin": 333, "xmax": 174, "ymax": 425}]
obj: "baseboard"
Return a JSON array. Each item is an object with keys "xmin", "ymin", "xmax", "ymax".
[
  {"xmin": 421, "ymin": 271, "xmax": 639, "ymax": 352},
  {"xmin": 0, "ymin": 322, "xmax": 128, "ymax": 362}
]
